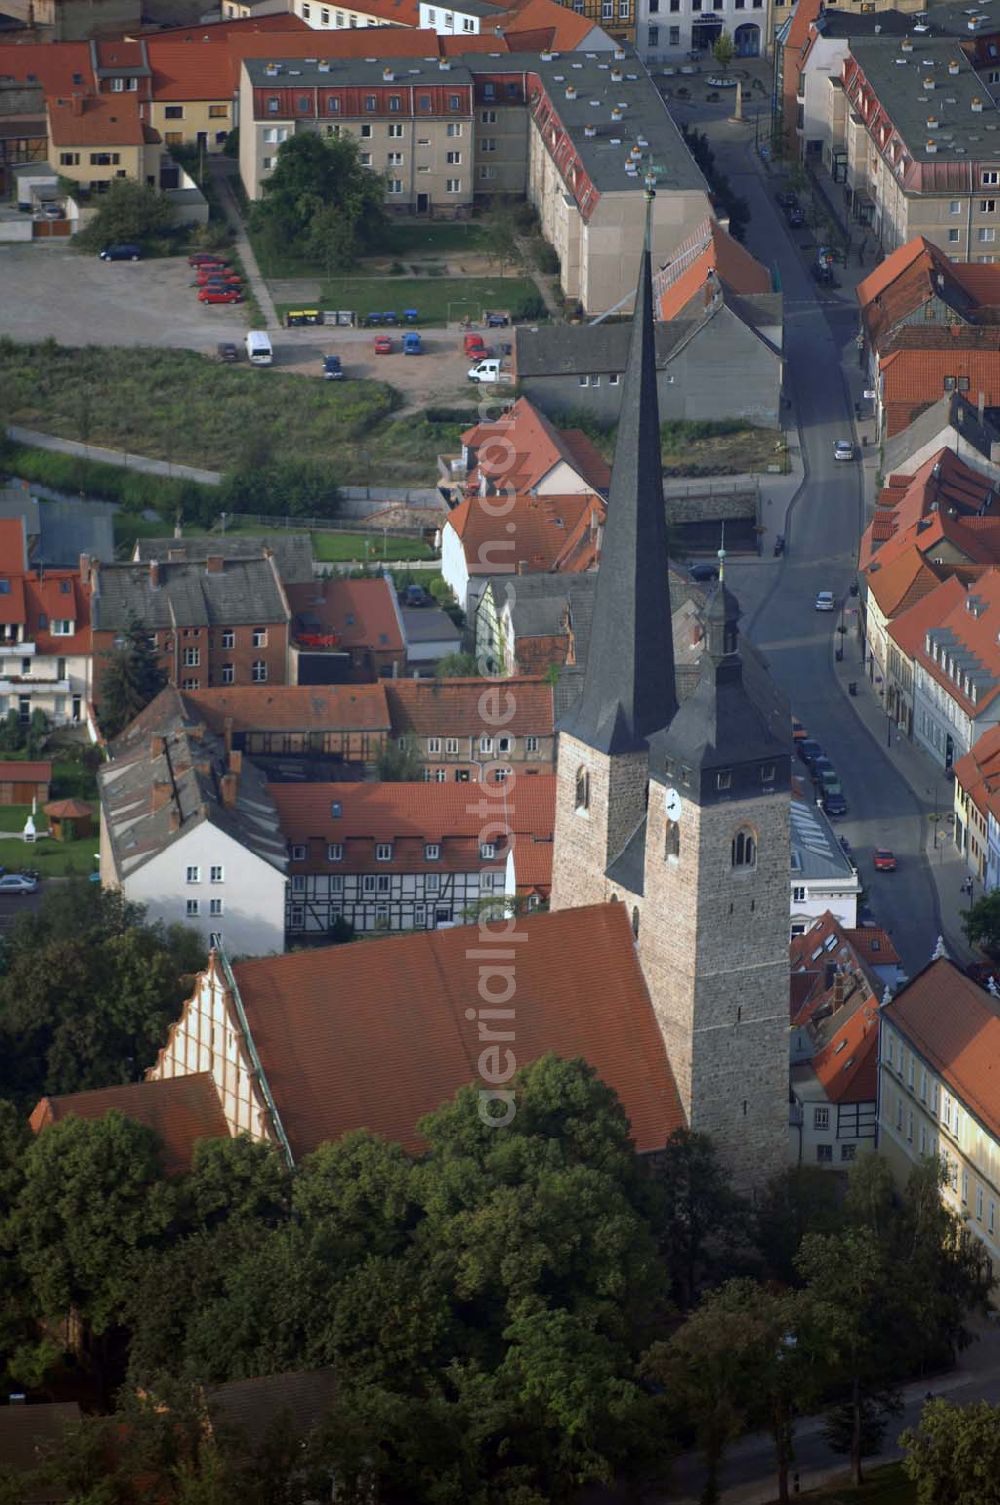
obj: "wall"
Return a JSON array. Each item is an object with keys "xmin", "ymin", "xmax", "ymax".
[
  {"xmin": 0, "ymin": 217, "xmax": 34, "ymax": 243},
  {"xmin": 440, "ymin": 520, "xmax": 471, "ymax": 608},
  {"xmin": 791, "ymin": 878, "xmax": 859, "ymax": 932},
  {"xmin": 122, "ymin": 822, "xmax": 287, "ymax": 958},
  {"xmin": 149, "ymin": 100, "xmax": 234, "ymax": 153}
]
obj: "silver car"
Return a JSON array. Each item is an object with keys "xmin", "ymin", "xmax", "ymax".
[
  {"xmin": 834, "ymin": 439, "xmax": 855, "ymax": 462},
  {"xmin": 0, "ymin": 873, "xmax": 38, "ymax": 894}
]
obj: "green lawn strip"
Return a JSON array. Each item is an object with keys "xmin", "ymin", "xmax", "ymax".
[
  {"xmin": 253, "ymin": 221, "xmax": 490, "ymax": 279},
  {"xmin": 276, "ymin": 275, "xmax": 539, "ymax": 326},
  {"xmin": 797, "ymin": 1463, "xmax": 914, "ymax": 1505},
  {"xmin": 0, "ymin": 804, "xmax": 95, "ymax": 876},
  {"xmin": 311, "ymin": 531, "xmax": 435, "ymax": 563}
]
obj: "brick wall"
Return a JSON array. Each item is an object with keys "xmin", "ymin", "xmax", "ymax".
[{"xmin": 551, "ymin": 732, "xmax": 647, "ymax": 912}]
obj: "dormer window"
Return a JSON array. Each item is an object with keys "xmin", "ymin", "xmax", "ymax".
[
  {"xmin": 480, "ymin": 842, "xmax": 496, "ymax": 859},
  {"xmin": 51, "ymin": 620, "xmax": 74, "ymax": 636},
  {"xmin": 376, "ymin": 842, "xmax": 393, "ymax": 861},
  {"xmin": 716, "ymin": 770, "xmax": 732, "ymax": 791},
  {"xmin": 331, "ymin": 801, "xmax": 342, "ymax": 817},
  {"xmin": 425, "ymin": 843, "xmax": 440, "ymax": 860}
]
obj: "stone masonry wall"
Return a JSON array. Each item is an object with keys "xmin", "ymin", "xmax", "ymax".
[{"xmin": 551, "ymin": 732, "xmax": 648, "ymax": 912}]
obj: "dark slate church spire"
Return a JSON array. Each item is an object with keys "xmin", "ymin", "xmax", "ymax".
[{"xmin": 559, "ymin": 184, "xmax": 678, "ymax": 755}]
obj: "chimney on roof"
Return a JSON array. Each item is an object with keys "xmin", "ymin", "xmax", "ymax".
[
  {"xmin": 149, "ymin": 559, "xmax": 160, "ymax": 589},
  {"xmin": 220, "ymin": 770, "xmax": 239, "ymax": 809},
  {"xmin": 223, "ymin": 715, "xmax": 233, "ymax": 757},
  {"xmin": 979, "ymin": 390, "xmax": 986, "ymax": 424},
  {"xmin": 205, "ymin": 555, "xmax": 225, "ymax": 574},
  {"xmin": 517, "ymin": 559, "xmax": 529, "ymax": 575},
  {"xmin": 833, "ymin": 967, "xmax": 851, "ymax": 1009},
  {"xmin": 228, "ymin": 748, "xmax": 242, "ymax": 776},
  {"xmin": 71, "ymin": 92, "xmax": 83, "ymax": 116},
  {"xmin": 150, "ymin": 780, "xmax": 172, "ymax": 812},
  {"xmin": 150, "ymin": 735, "xmax": 165, "ymax": 757}
]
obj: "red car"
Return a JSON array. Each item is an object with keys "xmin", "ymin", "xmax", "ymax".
[
  {"xmin": 873, "ymin": 848, "xmax": 897, "ymax": 872},
  {"xmin": 188, "ymin": 252, "xmax": 229, "ymax": 267},
  {"xmin": 198, "ymin": 286, "xmax": 242, "ymax": 304},
  {"xmin": 195, "ymin": 269, "xmax": 241, "ymax": 286},
  {"xmin": 374, "ymin": 335, "xmax": 392, "ymax": 354}
]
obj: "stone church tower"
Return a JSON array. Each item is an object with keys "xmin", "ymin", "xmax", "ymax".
[{"xmin": 551, "ymin": 194, "xmax": 790, "ymax": 1187}]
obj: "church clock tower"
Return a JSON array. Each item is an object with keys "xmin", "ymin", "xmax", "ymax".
[{"xmin": 550, "ymin": 183, "xmax": 791, "ymax": 1186}]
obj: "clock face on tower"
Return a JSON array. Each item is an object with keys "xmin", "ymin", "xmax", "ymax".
[{"xmin": 664, "ymin": 786, "xmax": 682, "ymax": 822}]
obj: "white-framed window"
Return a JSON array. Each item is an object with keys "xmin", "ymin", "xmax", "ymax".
[
  {"xmin": 609, "ymin": 373, "xmax": 620, "ymax": 386},
  {"xmin": 428, "ymin": 737, "xmax": 442, "ymax": 754},
  {"xmin": 221, "ymin": 629, "xmax": 235, "ymax": 648},
  {"xmin": 977, "ymin": 1185, "xmax": 985, "ymax": 1221},
  {"xmin": 480, "ymin": 842, "xmax": 496, "ymax": 859},
  {"xmin": 445, "ymin": 737, "xmax": 459, "ymax": 754},
  {"xmin": 813, "ymin": 1106, "xmax": 830, "ymax": 1130},
  {"xmin": 183, "ymin": 647, "xmax": 200, "ymax": 667},
  {"xmin": 414, "ymin": 904, "xmax": 426, "ymax": 926},
  {"xmin": 360, "ymin": 123, "xmax": 372, "ymax": 138},
  {"xmin": 210, "ymin": 898, "xmax": 223, "ymax": 916},
  {"xmin": 376, "ymin": 842, "xmax": 393, "ymax": 861},
  {"xmin": 377, "ymin": 874, "xmax": 390, "ymax": 893},
  {"xmin": 792, "ymin": 885, "xmax": 806, "ymax": 902},
  {"xmin": 907, "ymin": 1054, "xmax": 914, "ymax": 1089},
  {"xmin": 962, "ymin": 1168, "xmax": 970, "ymax": 1203},
  {"xmin": 291, "ymin": 844, "xmax": 306, "ymax": 861},
  {"xmin": 480, "ymin": 872, "xmax": 494, "ymax": 891},
  {"xmin": 950, "ymin": 199, "xmax": 962, "ymax": 214},
  {"xmin": 289, "ymin": 905, "xmax": 304, "ymax": 928},
  {"xmin": 388, "ymin": 179, "xmax": 404, "ymax": 195},
  {"xmin": 498, "ymin": 736, "xmax": 512, "ymax": 753},
  {"xmin": 330, "ymin": 875, "xmax": 343, "ymax": 892},
  {"xmin": 983, "ymin": 171, "xmax": 999, "ymax": 184},
  {"xmin": 252, "ymin": 627, "xmax": 267, "ymax": 647},
  {"xmin": 579, "ymin": 375, "xmax": 590, "ymax": 387},
  {"xmin": 479, "ymin": 734, "xmax": 493, "ymax": 754},
  {"xmin": 328, "ymin": 842, "xmax": 343, "ymax": 861},
  {"xmin": 481, "ymin": 109, "xmax": 497, "ymax": 123},
  {"xmin": 186, "ymin": 866, "xmax": 200, "ymax": 883},
  {"xmin": 363, "ymin": 875, "xmax": 376, "ymax": 893},
  {"xmin": 387, "ymin": 152, "xmax": 403, "ymax": 167},
  {"xmin": 425, "ymin": 843, "xmax": 440, "ymax": 860},
  {"xmin": 388, "ymin": 122, "xmax": 404, "ymax": 138},
  {"xmin": 51, "ymin": 619, "xmax": 73, "ymax": 636},
  {"xmin": 948, "ymin": 228, "xmax": 961, "ymax": 243},
  {"xmin": 446, "ymin": 150, "xmax": 462, "ymax": 164},
  {"xmin": 252, "ymin": 661, "xmax": 267, "ymax": 682},
  {"xmin": 181, "ymin": 678, "xmax": 198, "ymax": 691},
  {"xmin": 210, "ymin": 865, "xmax": 224, "ymax": 883},
  {"xmin": 446, "ymin": 178, "xmax": 462, "ymax": 193},
  {"xmin": 446, "ymin": 122, "xmax": 462, "ymax": 137},
  {"xmin": 979, "ymin": 227, "xmax": 997, "ymax": 243},
  {"xmin": 186, "ymin": 898, "xmax": 202, "ymax": 918},
  {"xmin": 494, "ymin": 768, "xmax": 511, "ymax": 783},
  {"xmin": 221, "ymin": 664, "xmax": 234, "ymax": 685},
  {"xmin": 425, "ymin": 873, "xmax": 440, "ymax": 893},
  {"xmin": 982, "ymin": 199, "xmax": 997, "ymax": 213},
  {"xmin": 526, "ymin": 735, "xmax": 539, "ymax": 753}
]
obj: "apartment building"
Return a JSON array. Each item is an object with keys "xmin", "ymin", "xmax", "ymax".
[
  {"xmin": 384, "ymin": 674, "xmax": 555, "ymax": 779},
  {"xmin": 271, "ymin": 773, "xmax": 555, "ymax": 936},
  {"xmin": 912, "ymin": 567, "xmax": 1000, "ymax": 769},
  {"xmin": 636, "ymin": 0, "xmax": 767, "ymax": 65},
  {"xmin": 88, "ymin": 554, "xmax": 291, "ymax": 703},
  {"xmin": 879, "ymin": 956, "xmax": 1000, "ymax": 1280},
  {"xmin": 0, "ymin": 520, "xmax": 90, "ymax": 728}
]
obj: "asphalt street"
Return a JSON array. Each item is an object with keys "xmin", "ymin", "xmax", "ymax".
[{"xmin": 697, "ymin": 116, "xmax": 943, "ymax": 977}]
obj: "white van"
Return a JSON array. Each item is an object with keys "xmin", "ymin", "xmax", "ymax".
[
  {"xmin": 246, "ymin": 330, "xmax": 273, "ymax": 366},
  {"xmin": 467, "ymin": 357, "xmax": 501, "ymax": 383}
]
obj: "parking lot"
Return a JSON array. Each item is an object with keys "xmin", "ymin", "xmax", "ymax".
[{"xmin": 0, "ymin": 243, "xmax": 513, "ymax": 402}]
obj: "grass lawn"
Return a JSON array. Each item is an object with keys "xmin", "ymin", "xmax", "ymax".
[
  {"xmin": 798, "ymin": 1463, "xmax": 914, "ymax": 1505},
  {"xmin": 254, "ymin": 221, "xmax": 492, "ymax": 279},
  {"xmin": 567, "ymin": 419, "xmax": 788, "ymax": 477},
  {"xmin": 276, "ymin": 275, "xmax": 540, "ymax": 327},
  {"xmin": 0, "ymin": 803, "xmax": 96, "ymax": 878},
  {"xmin": 0, "ymin": 344, "xmax": 397, "ymax": 475},
  {"xmin": 312, "ymin": 531, "xmax": 435, "ymax": 563}
]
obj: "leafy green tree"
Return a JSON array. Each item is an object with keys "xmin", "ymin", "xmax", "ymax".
[
  {"xmin": 181, "ymin": 1136, "xmax": 292, "ymax": 1233},
  {"xmin": 753, "ymin": 1164, "xmax": 843, "ymax": 1285},
  {"xmin": 25, "ymin": 707, "xmax": 48, "ymax": 759},
  {"xmin": 435, "ymin": 652, "xmax": 480, "ymax": 679},
  {"xmin": 375, "ymin": 735, "xmax": 424, "ymax": 782},
  {"xmin": 648, "ymin": 1128, "xmax": 749, "ymax": 1309},
  {"xmin": 963, "ymin": 888, "xmax": 1000, "ymax": 958},
  {"xmin": 75, "ymin": 179, "xmax": 174, "ymax": 249},
  {"xmin": 97, "ymin": 615, "xmax": 167, "ymax": 739},
  {"xmin": 822, "ymin": 1394, "xmax": 899, "ymax": 1462},
  {"xmin": 711, "ymin": 31, "xmax": 735, "ymax": 73},
  {"xmin": 0, "ymin": 883, "xmax": 203, "ymax": 1107},
  {"xmin": 252, "ymin": 133, "xmax": 385, "ymax": 267},
  {"xmin": 901, "ymin": 1398, "xmax": 1000, "ymax": 1505}
]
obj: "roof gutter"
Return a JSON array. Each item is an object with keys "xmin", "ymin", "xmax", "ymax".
[{"xmin": 214, "ymin": 942, "xmax": 295, "ymax": 1170}]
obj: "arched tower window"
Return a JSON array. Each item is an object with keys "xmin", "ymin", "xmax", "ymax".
[
  {"xmin": 575, "ymin": 766, "xmax": 589, "ymax": 812},
  {"xmin": 731, "ymin": 827, "xmax": 757, "ymax": 870},
  {"xmin": 665, "ymin": 819, "xmax": 680, "ymax": 860},
  {"xmin": 632, "ymin": 905, "xmax": 640, "ymax": 938}
]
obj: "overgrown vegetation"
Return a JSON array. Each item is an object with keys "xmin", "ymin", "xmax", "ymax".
[
  {"xmin": 72, "ymin": 179, "xmax": 175, "ymax": 254},
  {"xmin": 251, "ymin": 133, "xmax": 386, "ymax": 273},
  {"xmin": 682, "ymin": 125, "xmax": 751, "ymax": 243}
]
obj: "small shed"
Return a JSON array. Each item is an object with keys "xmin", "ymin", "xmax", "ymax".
[
  {"xmin": 0, "ymin": 761, "xmax": 51, "ymax": 806},
  {"xmin": 44, "ymin": 798, "xmax": 93, "ymax": 842}
]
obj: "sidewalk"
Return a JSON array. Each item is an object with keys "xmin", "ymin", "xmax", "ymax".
[
  {"xmin": 830, "ymin": 629, "xmax": 975, "ymax": 968},
  {"xmin": 208, "ymin": 157, "xmax": 281, "ymax": 333},
  {"xmin": 6, "ymin": 425, "xmax": 222, "ymax": 486}
]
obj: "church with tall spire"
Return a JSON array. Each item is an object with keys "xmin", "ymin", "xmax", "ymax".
[{"xmin": 551, "ymin": 187, "xmax": 792, "ymax": 1185}]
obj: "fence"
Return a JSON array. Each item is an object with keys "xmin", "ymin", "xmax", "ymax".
[{"xmin": 225, "ymin": 511, "xmax": 433, "ymax": 539}]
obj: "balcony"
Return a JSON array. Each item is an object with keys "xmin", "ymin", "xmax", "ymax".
[{"xmin": 0, "ymin": 640, "xmax": 35, "ymax": 656}]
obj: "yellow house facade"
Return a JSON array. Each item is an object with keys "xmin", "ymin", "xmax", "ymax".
[{"xmin": 47, "ymin": 96, "xmax": 161, "ymax": 191}]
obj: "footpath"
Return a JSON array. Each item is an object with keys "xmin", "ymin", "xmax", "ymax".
[{"xmin": 208, "ymin": 157, "xmax": 281, "ymax": 333}]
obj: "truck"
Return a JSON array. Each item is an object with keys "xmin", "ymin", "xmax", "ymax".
[
  {"xmin": 246, "ymin": 330, "xmax": 273, "ymax": 366},
  {"xmin": 402, "ymin": 331, "xmax": 422, "ymax": 355},
  {"xmin": 467, "ymin": 357, "xmax": 502, "ymax": 383}
]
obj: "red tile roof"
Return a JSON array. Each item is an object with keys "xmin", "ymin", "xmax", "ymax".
[
  {"xmin": 0, "ymin": 760, "xmax": 51, "ymax": 782},
  {"xmin": 858, "ymin": 235, "xmax": 1000, "ymax": 352},
  {"xmin": 29, "ymin": 1074, "xmax": 228, "ymax": 1176},
  {"xmin": 285, "ymin": 576, "xmax": 404, "ymax": 654},
  {"xmin": 887, "ymin": 573, "xmax": 967, "ymax": 659},
  {"xmin": 490, "ymin": 0, "xmax": 597, "ymax": 49},
  {"xmin": 182, "ymin": 683, "xmax": 391, "ymax": 734},
  {"xmin": 789, "ymin": 911, "xmax": 883, "ymax": 1030},
  {"xmin": 865, "ymin": 547, "xmax": 959, "ymax": 620},
  {"xmin": 231, "ymin": 901, "xmax": 684, "ymax": 1157},
  {"xmin": 0, "ymin": 40, "xmax": 92, "ymax": 96},
  {"xmin": 953, "ymin": 722, "xmax": 1000, "ymax": 827},
  {"xmin": 910, "ymin": 566, "xmax": 1000, "ymax": 717},
  {"xmin": 447, "ymin": 492, "xmax": 603, "ymax": 576},
  {"xmin": 882, "ymin": 957, "xmax": 1000, "ymax": 1139},
  {"xmin": 812, "ymin": 1002, "xmax": 879, "ymax": 1105},
  {"xmin": 384, "ymin": 675, "xmax": 553, "ymax": 736},
  {"xmin": 656, "ymin": 220, "xmax": 771, "ymax": 322},
  {"xmin": 879, "ymin": 338, "xmax": 1000, "ymax": 437},
  {"xmin": 48, "ymin": 93, "xmax": 146, "ymax": 147},
  {"xmin": 460, "ymin": 396, "xmax": 610, "ymax": 498},
  {"xmin": 148, "ymin": 40, "xmax": 235, "ymax": 101},
  {"xmin": 136, "ymin": 13, "xmax": 309, "ymax": 37},
  {"xmin": 271, "ymin": 775, "xmax": 554, "ymax": 891},
  {"xmin": 859, "ymin": 446, "xmax": 996, "ymax": 570},
  {"xmin": 843, "ymin": 926, "xmax": 900, "ymax": 970}
]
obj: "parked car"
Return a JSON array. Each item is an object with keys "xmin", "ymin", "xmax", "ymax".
[
  {"xmin": 402, "ymin": 331, "xmax": 422, "ymax": 355},
  {"xmin": 815, "ymin": 590, "xmax": 835, "ymax": 611},
  {"xmin": 791, "ymin": 716, "xmax": 808, "ymax": 743},
  {"xmin": 99, "ymin": 243, "xmax": 141, "ymax": 261},
  {"xmin": 322, "ymin": 354, "xmax": 344, "ymax": 380},
  {"xmin": 189, "ymin": 252, "xmax": 228, "ymax": 266},
  {"xmin": 216, "ymin": 342, "xmax": 240, "ymax": 363},
  {"xmin": 834, "ymin": 439, "xmax": 855, "ymax": 462},
  {"xmin": 403, "ymin": 584, "xmax": 432, "ymax": 607},
  {"xmin": 468, "ymin": 357, "xmax": 502, "ymax": 382},
  {"xmin": 0, "ymin": 873, "xmax": 38, "ymax": 894},
  {"xmin": 463, "ymin": 332, "xmax": 488, "ymax": 358},
  {"xmin": 873, "ymin": 848, "xmax": 897, "ymax": 872},
  {"xmin": 775, "ymin": 190, "xmax": 799, "ymax": 210},
  {"xmin": 374, "ymin": 335, "xmax": 393, "ymax": 354},
  {"xmin": 690, "ymin": 561, "xmax": 720, "ymax": 582},
  {"xmin": 196, "ymin": 270, "xmax": 242, "ymax": 287},
  {"xmin": 823, "ymin": 791, "xmax": 848, "ymax": 817},
  {"xmin": 786, "ymin": 207, "xmax": 806, "ymax": 229},
  {"xmin": 797, "ymin": 738, "xmax": 823, "ymax": 769},
  {"xmin": 198, "ymin": 286, "xmax": 242, "ymax": 304},
  {"xmin": 484, "ymin": 310, "xmax": 510, "ymax": 327}
]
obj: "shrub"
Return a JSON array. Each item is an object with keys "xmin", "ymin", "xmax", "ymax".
[
  {"xmin": 511, "ymin": 292, "xmax": 548, "ymax": 322},
  {"xmin": 536, "ymin": 243, "xmax": 560, "ymax": 275}
]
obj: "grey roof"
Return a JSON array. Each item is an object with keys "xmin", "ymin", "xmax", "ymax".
[
  {"xmin": 134, "ymin": 533, "xmax": 315, "ymax": 586},
  {"xmin": 559, "ymin": 229, "xmax": 679, "ymax": 755},
  {"xmin": 100, "ymin": 687, "xmax": 287, "ymax": 881},
  {"xmin": 817, "ymin": 7, "xmax": 951, "ymax": 40},
  {"xmin": 245, "ymin": 55, "xmax": 471, "ymax": 89},
  {"xmin": 38, "ymin": 499, "xmax": 115, "ymax": 567},
  {"xmin": 92, "ymin": 556, "xmax": 289, "ymax": 632},
  {"xmin": 882, "ymin": 391, "xmax": 1000, "ymax": 473},
  {"xmin": 789, "ymin": 797, "xmax": 858, "ymax": 884},
  {"xmin": 516, "ymin": 318, "xmax": 691, "ymax": 377},
  {"xmin": 849, "ymin": 35, "xmax": 1000, "ymax": 166},
  {"xmin": 606, "ymin": 815, "xmax": 647, "ymax": 896},
  {"xmin": 483, "ymin": 570, "xmax": 598, "ymax": 651},
  {"xmin": 0, "ymin": 487, "xmax": 40, "ymax": 540},
  {"xmin": 400, "ymin": 605, "xmax": 462, "ymax": 645}
]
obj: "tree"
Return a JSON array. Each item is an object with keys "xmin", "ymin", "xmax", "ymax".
[
  {"xmin": 375, "ymin": 735, "xmax": 424, "ymax": 782},
  {"xmin": 435, "ymin": 652, "xmax": 480, "ymax": 679},
  {"xmin": 901, "ymin": 1398, "xmax": 1000, "ymax": 1505},
  {"xmin": 963, "ymin": 888, "xmax": 1000, "ymax": 958},
  {"xmin": 712, "ymin": 31, "xmax": 735, "ymax": 74},
  {"xmin": 822, "ymin": 1395, "xmax": 899, "ymax": 1462},
  {"xmin": 648, "ymin": 1128, "xmax": 750, "ymax": 1309},
  {"xmin": 74, "ymin": 179, "xmax": 174, "ymax": 250},
  {"xmin": 97, "ymin": 615, "xmax": 167, "ymax": 739},
  {"xmin": 753, "ymin": 1164, "xmax": 842, "ymax": 1285},
  {"xmin": 252, "ymin": 133, "xmax": 385, "ymax": 268}
]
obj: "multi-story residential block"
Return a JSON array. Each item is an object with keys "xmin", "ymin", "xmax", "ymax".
[
  {"xmin": 911, "ymin": 567, "xmax": 1000, "ymax": 769},
  {"xmin": 99, "ymin": 688, "xmax": 288, "ymax": 956},
  {"xmin": 879, "ymin": 954, "xmax": 1000, "ymax": 1279},
  {"xmin": 384, "ymin": 674, "xmax": 555, "ymax": 779},
  {"xmin": 87, "ymin": 553, "xmax": 291, "ymax": 704},
  {"xmin": 885, "ymin": 574, "xmax": 964, "ymax": 741},
  {"xmin": 0, "ymin": 520, "xmax": 90, "ymax": 728},
  {"xmin": 953, "ymin": 729, "xmax": 996, "ymax": 883},
  {"xmin": 636, "ymin": 0, "xmax": 767, "ymax": 64},
  {"xmin": 271, "ymin": 773, "xmax": 555, "ymax": 935},
  {"xmin": 176, "ymin": 683, "xmax": 393, "ymax": 771},
  {"xmin": 790, "ymin": 795, "xmax": 862, "ymax": 933}
]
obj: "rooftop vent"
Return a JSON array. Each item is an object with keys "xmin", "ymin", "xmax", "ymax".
[
  {"xmin": 973, "ymin": 96, "xmax": 985, "ymax": 111},
  {"xmin": 611, "ymin": 105, "xmax": 623, "ymax": 120},
  {"xmin": 925, "ymin": 74, "xmax": 936, "ymax": 89},
  {"xmin": 439, "ymin": 58, "xmax": 451, "ymax": 69},
  {"xmin": 926, "ymin": 137, "xmax": 938, "ymax": 152},
  {"xmin": 611, "ymin": 67, "xmax": 623, "ymax": 80},
  {"xmin": 613, "ymin": 44, "xmax": 626, "ymax": 59},
  {"xmin": 317, "ymin": 60, "xmax": 330, "ymax": 71},
  {"xmin": 949, "ymin": 58, "xmax": 961, "ymax": 74},
  {"xmin": 901, "ymin": 35, "xmax": 914, "ymax": 50},
  {"xmin": 565, "ymin": 84, "xmax": 577, "ymax": 99},
  {"xmin": 540, "ymin": 50, "xmax": 553, "ymax": 61},
  {"xmin": 383, "ymin": 67, "xmax": 394, "ymax": 81},
  {"xmin": 927, "ymin": 113, "xmax": 939, "ymax": 128},
  {"xmin": 584, "ymin": 123, "xmax": 597, "ymax": 137}
]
